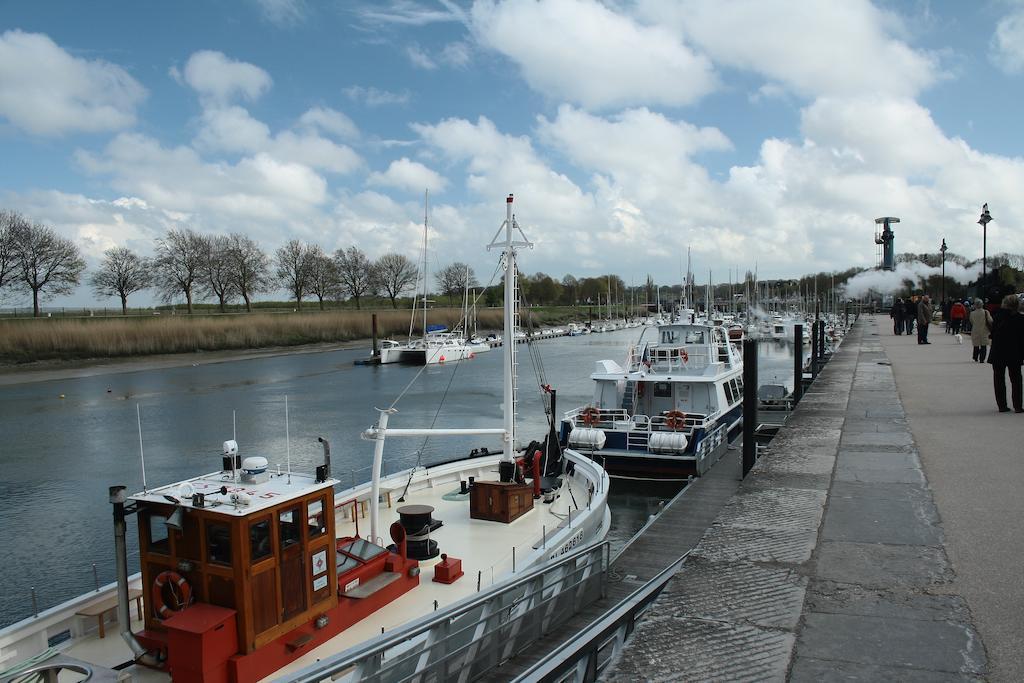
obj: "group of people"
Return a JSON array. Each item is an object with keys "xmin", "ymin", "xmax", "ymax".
[
  {"xmin": 891, "ymin": 292, "xmax": 1024, "ymax": 413},
  {"xmin": 889, "ymin": 295, "xmax": 934, "ymax": 344}
]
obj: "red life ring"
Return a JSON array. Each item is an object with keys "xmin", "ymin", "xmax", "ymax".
[
  {"xmin": 664, "ymin": 410, "xmax": 687, "ymax": 431},
  {"xmin": 679, "ymin": 349, "xmax": 689, "ymax": 363},
  {"xmin": 580, "ymin": 406, "xmax": 602, "ymax": 427},
  {"xmin": 152, "ymin": 570, "xmax": 192, "ymax": 620}
]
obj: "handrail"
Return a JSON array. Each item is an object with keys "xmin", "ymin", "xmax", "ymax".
[
  {"xmin": 279, "ymin": 540, "xmax": 610, "ymax": 683},
  {"xmin": 513, "ymin": 550, "xmax": 691, "ymax": 682}
]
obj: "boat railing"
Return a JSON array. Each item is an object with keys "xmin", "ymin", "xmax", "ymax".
[
  {"xmin": 566, "ymin": 407, "xmax": 708, "ymax": 434},
  {"xmin": 279, "ymin": 541, "xmax": 611, "ymax": 683},
  {"xmin": 627, "ymin": 344, "xmax": 713, "ymax": 373}
]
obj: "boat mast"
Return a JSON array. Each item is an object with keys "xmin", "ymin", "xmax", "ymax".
[
  {"xmin": 488, "ymin": 194, "xmax": 532, "ymax": 462},
  {"xmin": 422, "ymin": 190, "xmax": 429, "ymax": 340}
]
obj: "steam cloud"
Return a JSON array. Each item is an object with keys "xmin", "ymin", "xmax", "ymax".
[{"xmin": 842, "ymin": 262, "xmax": 981, "ymax": 299}]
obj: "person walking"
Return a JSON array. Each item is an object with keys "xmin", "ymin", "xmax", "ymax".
[
  {"xmin": 891, "ymin": 298, "xmax": 905, "ymax": 335},
  {"xmin": 904, "ymin": 297, "xmax": 916, "ymax": 336},
  {"xmin": 950, "ymin": 300, "xmax": 968, "ymax": 335},
  {"xmin": 942, "ymin": 299, "xmax": 953, "ymax": 333},
  {"xmin": 988, "ymin": 294, "xmax": 1024, "ymax": 412},
  {"xmin": 969, "ymin": 298, "xmax": 993, "ymax": 362},
  {"xmin": 917, "ymin": 295, "xmax": 933, "ymax": 344}
]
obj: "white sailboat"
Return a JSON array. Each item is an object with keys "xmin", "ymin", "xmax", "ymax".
[{"xmin": 378, "ymin": 191, "xmax": 475, "ymax": 365}]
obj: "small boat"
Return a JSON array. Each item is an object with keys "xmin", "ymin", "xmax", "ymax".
[{"xmin": 560, "ymin": 322, "xmax": 744, "ymax": 480}]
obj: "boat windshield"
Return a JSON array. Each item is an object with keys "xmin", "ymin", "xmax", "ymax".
[{"xmin": 660, "ymin": 328, "xmax": 705, "ymax": 345}]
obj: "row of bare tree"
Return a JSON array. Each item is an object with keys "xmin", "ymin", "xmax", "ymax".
[{"xmin": 0, "ymin": 210, "xmax": 483, "ymax": 316}]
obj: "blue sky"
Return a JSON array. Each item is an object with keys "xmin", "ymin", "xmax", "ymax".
[{"xmin": 2, "ymin": 0, "xmax": 1024, "ymax": 307}]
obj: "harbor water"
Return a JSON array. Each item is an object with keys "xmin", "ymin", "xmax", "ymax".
[{"xmin": 0, "ymin": 326, "xmax": 797, "ymax": 627}]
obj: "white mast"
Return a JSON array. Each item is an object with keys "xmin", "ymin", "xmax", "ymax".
[
  {"xmin": 488, "ymin": 194, "xmax": 532, "ymax": 461},
  {"xmin": 422, "ymin": 190, "xmax": 429, "ymax": 339}
]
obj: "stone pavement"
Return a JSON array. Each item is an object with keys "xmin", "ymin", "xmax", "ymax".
[{"xmin": 607, "ymin": 318, "xmax": 988, "ymax": 681}]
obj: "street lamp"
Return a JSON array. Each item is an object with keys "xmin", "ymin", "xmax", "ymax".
[
  {"xmin": 940, "ymin": 238, "xmax": 947, "ymax": 304},
  {"xmin": 978, "ymin": 203, "xmax": 992, "ymax": 296}
]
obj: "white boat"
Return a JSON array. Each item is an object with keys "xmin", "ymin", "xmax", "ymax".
[
  {"xmin": 378, "ymin": 191, "xmax": 475, "ymax": 366},
  {"xmin": 561, "ymin": 322, "xmax": 744, "ymax": 480},
  {"xmin": 0, "ymin": 195, "xmax": 609, "ymax": 683}
]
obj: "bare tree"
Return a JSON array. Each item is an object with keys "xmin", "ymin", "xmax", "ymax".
[
  {"xmin": 435, "ymin": 262, "xmax": 477, "ymax": 304},
  {"xmin": 90, "ymin": 247, "xmax": 152, "ymax": 314},
  {"xmin": 12, "ymin": 220, "xmax": 86, "ymax": 317},
  {"xmin": 375, "ymin": 253, "xmax": 418, "ymax": 309},
  {"xmin": 307, "ymin": 246, "xmax": 338, "ymax": 310},
  {"xmin": 0, "ymin": 210, "xmax": 25, "ymax": 294},
  {"xmin": 154, "ymin": 228, "xmax": 206, "ymax": 313},
  {"xmin": 275, "ymin": 239, "xmax": 315, "ymax": 308},
  {"xmin": 200, "ymin": 235, "xmax": 237, "ymax": 312},
  {"xmin": 334, "ymin": 246, "xmax": 377, "ymax": 310},
  {"xmin": 226, "ymin": 233, "xmax": 271, "ymax": 312}
]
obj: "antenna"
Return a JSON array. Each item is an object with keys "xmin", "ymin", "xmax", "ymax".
[
  {"xmin": 136, "ymin": 404, "xmax": 148, "ymax": 493},
  {"xmin": 285, "ymin": 396, "xmax": 292, "ymax": 484},
  {"xmin": 232, "ymin": 410, "xmax": 238, "ymax": 483}
]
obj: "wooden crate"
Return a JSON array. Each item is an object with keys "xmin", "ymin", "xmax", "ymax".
[{"xmin": 469, "ymin": 481, "xmax": 535, "ymax": 523}]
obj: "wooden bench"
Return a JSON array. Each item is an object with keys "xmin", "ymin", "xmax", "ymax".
[{"xmin": 75, "ymin": 588, "xmax": 143, "ymax": 638}]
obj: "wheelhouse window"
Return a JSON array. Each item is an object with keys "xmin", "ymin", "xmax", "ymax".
[
  {"xmin": 307, "ymin": 499, "xmax": 326, "ymax": 539},
  {"xmin": 653, "ymin": 382, "xmax": 672, "ymax": 398},
  {"xmin": 660, "ymin": 329, "xmax": 680, "ymax": 344},
  {"xmin": 249, "ymin": 519, "xmax": 272, "ymax": 563},
  {"xmin": 206, "ymin": 522, "xmax": 232, "ymax": 565},
  {"xmin": 684, "ymin": 330, "xmax": 705, "ymax": 344},
  {"xmin": 279, "ymin": 507, "xmax": 301, "ymax": 549},
  {"xmin": 147, "ymin": 513, "xmax": 170, "ymax": 555}
]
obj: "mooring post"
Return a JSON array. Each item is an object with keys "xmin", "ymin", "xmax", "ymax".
[
  {"xmin": 742, "ymin": 339, "xmax": 757, "ymax": 477},
  {"xmin": 371, "ymin": 313, "xmax": 379, "ymax": 357},
  {"xmin": 818, "ymin": 319, "xmax": 826, "ymax": 365},
  {"xmin": 793, "ymin": 324, "xmax": 804, "ymax": 404},
  {"xmin": 810, "ymin": 321, "xmax": 819, "ymax": 379}
]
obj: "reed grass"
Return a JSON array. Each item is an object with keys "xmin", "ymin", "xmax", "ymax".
[{"xmin": 0, "ymin": 308, "xmax": 569, "ymax": 363}]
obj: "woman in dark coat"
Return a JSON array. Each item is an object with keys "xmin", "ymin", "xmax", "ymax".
[{"xmin": 988, "ymin": 294, "xmax": 1024, "ymax": 413}]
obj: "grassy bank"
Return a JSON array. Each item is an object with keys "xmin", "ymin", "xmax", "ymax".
[{"xmin": 0, "ymin": 307, "xmax": 590, "ymax": 363}]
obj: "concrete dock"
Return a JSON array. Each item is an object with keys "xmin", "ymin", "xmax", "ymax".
[{"xmin": 603, "ymin": 315, "xmax": 1019, "ymax": 681}]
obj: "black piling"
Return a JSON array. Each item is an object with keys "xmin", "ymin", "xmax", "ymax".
[
  {"xmin": 818, "ymin": 320, "xmax": 826, "ymax": 364},
  {"xmin": 793, "ymin": 324, "xmax": 803, "ymax": 404},
  {"xmin": 371, "ymin": 313, "xmax": 379, "ymax": 357},
  {"xmin": 742, "ymin": 339, "xmax": 757, "ymax": 477},
  {"xmin": 810, "ymin": 321, "xmax": 819, "ymax": 379}
]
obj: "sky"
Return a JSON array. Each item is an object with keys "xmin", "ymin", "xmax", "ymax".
[{"xmin": 2, "ymin": 0, "xmax": 1024, "ymax": 308}]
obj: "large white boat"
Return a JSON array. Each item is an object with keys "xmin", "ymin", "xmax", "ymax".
[
  {"xmin": 0, "ymin": 195, "xmax": 609, "ymax": 683},
  {"xmin": 560, "ymin": 322, "xmax": 744, "ymax": 480}
]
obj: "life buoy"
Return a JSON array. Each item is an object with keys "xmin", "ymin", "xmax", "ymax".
[
  {"xmin": 580, "ymin": 406, "xmax": 602, "ymax": 427},
  {"xmin": 679, "ymin": 348, "xmax": 689, "ymax": 363},
  {"xmin": 152, "ymin": 570, "xmax": 192, "ymax": 620},
  {"xmin": 664, "ymin": 410, "xmax": 687, "ymax": 431}
]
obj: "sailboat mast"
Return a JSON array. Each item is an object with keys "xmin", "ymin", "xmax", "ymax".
[{"xmin": 422, "ymin": 190, "xmax": 429, "ymax": 339}]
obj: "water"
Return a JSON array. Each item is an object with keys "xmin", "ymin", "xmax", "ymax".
[{"xmin": 0, "ymin": 328, "xmax": 795, "ymax": 627}]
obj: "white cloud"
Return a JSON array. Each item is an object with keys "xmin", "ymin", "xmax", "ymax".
[
  {"xmin": 254, "ymin": 0, "xmax": 307, "ymax": 26},
  {"xmin": 194, "ymin": 106, "xmax": 271, "ymax": 153},
  {"xmin": 269, "ymin": 131, "xmax": 363, "ymax": 174},
  {"xmin": 353, "ymin": 1, "xmax": 466, "ymax": 26},
  {"xmin": 181, "ymin": 50, "xmax": 272, "ymax": 103},
  {"xmin": 406, "ymin": 43, "xmax": 437, "ymax": 70},
  {"xmin": 0, "ymin": 30, "xmax": 146, "ymax": 136},
  {"xmin": 343, "ymin": 86, "xmax": 412, "ymax": 107},
  {"xmin": 440, "ymin": 41, "xmax": 472, "ymax": 68},
  {"xmin": 368, "ymin": 158, "xmax": 448, "ymax": 193},
  {"xmin": 469, "ymin": 0, "xmax": 717, "ymax": 109},
  {"xmin": 637, "ymin": 0, "xmax": 940, "ymax": 99},
  {"xmin": 297, "ymin": 106, "xmax": 360, "ymax": 139},
  {"xmin": 991, "ymin": 6, "xmax": 1024, "ymax": 74}
]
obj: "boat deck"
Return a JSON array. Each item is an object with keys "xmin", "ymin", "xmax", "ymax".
[{"xmin": 61, "ymin": 462, "xmax": 599, "ymax": 682}]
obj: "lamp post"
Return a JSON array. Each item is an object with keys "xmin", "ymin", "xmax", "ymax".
[
  {"xmin": 940, "ymin": 238, "xmax": 947, "ymax": 305},
  {"xmin": 978, "ymin": 204, "xmax": 992, "ymax": 297}
]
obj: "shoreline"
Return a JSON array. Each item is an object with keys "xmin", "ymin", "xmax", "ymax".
[{"xmin": 0, "ymin": 338, "xmax": 374, "ymax": 387}]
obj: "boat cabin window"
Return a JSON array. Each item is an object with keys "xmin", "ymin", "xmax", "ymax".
[
  {"xmin": 724, "ymin": 381, "xmax": 736, "ymax": 404},
  {"xmin": 147, "ymin": 514, "xmax": 170, "ymax": 555},
  {"xmin": 279, "ymin": 507, "xmax": 301, "ymax": 549},
  {"xmin": 652, "ymin": 382, "xmax": 672, "ymax": 398},
  {"xmin": 685, "ymin": 330, "xmax": 705, "ymax": 344},
  {"xmin": 660, "ymin": 329, "xmax": 680, "ymax": 345},
  {"xmin": 206, "ymin": 522, "xmax": 232, "ymax": 565},
  {"xmin": 249, "ymin": 519, "xmax": 272, "ymax": 563},
  {"xmin": 307, "ymin": 499, "xmax": 326, "ymax": 539},
  {"xmin": 176, "ymin": 513, "xmax": 202, "ymax": 561}
]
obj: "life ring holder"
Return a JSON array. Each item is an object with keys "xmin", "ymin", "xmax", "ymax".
[
  {"xmin": 664, "ymin": 410, "xmax": 688, "ymax": 431},
  {"xmin": 678, "ymin": 348, "xmax": 689, "ymax": 364},
  {"xmin": 152, "ymin": 570, "xmax": 193, "ymax": 620},
  {"xmin": 580, "ymin": 406, "xmax": 602, "ymax": 427}
]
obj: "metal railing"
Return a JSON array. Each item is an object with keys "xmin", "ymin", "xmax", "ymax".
[
  {"xmin": 565, "ymin": 407, "xmax": 710, "ymax": 435},
  {"xmin": 280, "ymin": 541, "xmax": 611, "ymax": 683},
  {"xmin": 512, "ymin": 551, "xmax": 690, "ymax": 683}
]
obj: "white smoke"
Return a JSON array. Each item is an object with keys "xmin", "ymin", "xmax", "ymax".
[{"xmin": 842, "ymin": 261, "xmax": 981, "ymax": 299}]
